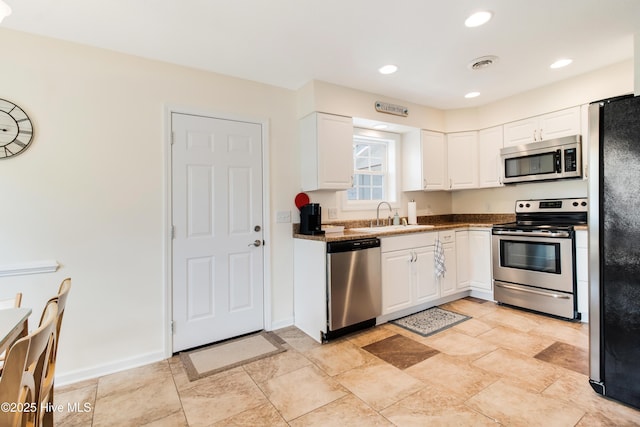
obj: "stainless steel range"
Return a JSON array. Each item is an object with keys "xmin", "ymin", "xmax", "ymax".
[{"xmin": 492, "ymin": 197, "xmax": 587, "ymax": 319}]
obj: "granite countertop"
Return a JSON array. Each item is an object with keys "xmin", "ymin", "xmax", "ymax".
[{"xmin": 293, "ymin": 213, "xmax": 515, "ymax": 242}]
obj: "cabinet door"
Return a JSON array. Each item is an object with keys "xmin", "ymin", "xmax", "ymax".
[
  {"xmin": 455, "ymin": 230, "xmax": 470, "ymax": 291},
  {"xmin": 539, "ymin": 107, "xmax": 580, "ymax": 141},
  {"xmin": 440, "ymin": 242, "xmax": 457, "ymax": 296},
  {"xmin": 503, "ymin": 117, "xmax": 539, "ymax": 147},
  {"xmin": 422, "ymin": 131, "xmax": 447, "ymax": 190},
  {"xmin": 381, "ymin": 249, "xmax": 413, "ymax": 314},
  {"xmin": 469, "ymin": 230, "xmax": 492, "ymax": 291},
  {"xmin": 447, "ymin": 131, "xmax": 478, "ymax": 189},
  {"xmin": 414, "ymin": 245, "xmax": 439, "ymax": 303},
  {"xmin": 300, "ymin": 112, "xmax": 353, "ymax": 191},
  {"xmin": 478, "ymin": 126, "xmax": 504, "ymax": 188}
]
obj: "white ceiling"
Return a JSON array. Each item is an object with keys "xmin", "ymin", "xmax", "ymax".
[{"xmin": 3, "ymin": 0, "xmax": 639, "ymax": 109}]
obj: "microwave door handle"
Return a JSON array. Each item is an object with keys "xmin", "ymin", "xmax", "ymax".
[{"xmin": 555, "ymin": 149, "xmax": 562, "ymax": 173}]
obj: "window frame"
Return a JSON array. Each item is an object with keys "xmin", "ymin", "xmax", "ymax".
[{"xmin": 341, "ymin": 127, "xmax": 401, "ymax": 211}]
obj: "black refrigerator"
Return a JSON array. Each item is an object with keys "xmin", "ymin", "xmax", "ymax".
[{"xmin": 588, "ymin": 94, "xmax": 640, "ymax": 410}]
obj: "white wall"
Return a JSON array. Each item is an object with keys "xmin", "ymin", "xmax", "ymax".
[{"xmin": 0, "ymin": 29, "xmax": 299, "ymax": 383}]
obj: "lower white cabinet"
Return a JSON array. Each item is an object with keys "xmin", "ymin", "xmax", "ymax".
[
  {"xmin": 439, "ymin": 230, "xmax": 458, "ymax": 297},
  {"xmin": 455, "ymin": 230, "xmax": 471, "ymax": 291},
  {"xmin": 381, "ymin": 233, "xmax": 438, "ymax": 315},
  {"xmin": 469, "ymin": 229, "xmax": 492, "ymax": 292}
]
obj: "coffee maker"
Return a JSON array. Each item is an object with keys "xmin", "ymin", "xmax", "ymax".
[{"xmin": 299, "ymin": 203, "xmax": 324, "ymax": 235}]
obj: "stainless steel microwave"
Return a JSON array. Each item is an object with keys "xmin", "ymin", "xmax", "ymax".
[{"xmin": 500, "ymin": 135, "xmax": 582, "ymax": 184}]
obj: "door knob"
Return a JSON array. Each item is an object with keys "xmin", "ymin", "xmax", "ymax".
[{"xmin": 248, "ymin": 239, "xmax": 262, "ymax": 247}]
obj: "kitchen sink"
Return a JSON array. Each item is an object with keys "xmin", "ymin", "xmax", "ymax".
[{"xmin": 349, "ymin": 224, "xmax": 435, "ymax": 233}]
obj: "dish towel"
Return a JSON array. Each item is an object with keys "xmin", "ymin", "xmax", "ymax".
[{"xmin": 435, "ymin": 238, "xmax": 446, "ymax": 278}]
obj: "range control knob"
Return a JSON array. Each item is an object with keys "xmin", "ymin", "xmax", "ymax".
[
  {"xmin": 525, "ymin": 203, "xmax": 531, "ymax": 208},
  {"xmin": 573, "ymin": 201, "xmax": 579, "ymax": 206},
  {"xmin": 581, "ymin": 201, "xmax": 587, "ymax": 206},
  {"xmin": 518, "ymin": 203, "xmax": 524, "ymax": 208}
]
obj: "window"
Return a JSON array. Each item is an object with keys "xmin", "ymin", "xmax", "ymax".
[{"xmin": 344, "ymin": 128, "xmax": 399, "ymax": 210}]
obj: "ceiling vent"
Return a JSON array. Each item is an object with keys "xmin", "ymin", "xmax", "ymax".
[{"xmin": 468, "ymin": 55, "xmax": 499, "ymax": 70}]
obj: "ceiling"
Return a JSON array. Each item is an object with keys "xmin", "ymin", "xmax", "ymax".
[{"xmin": 3, "ymin": 0, "xmax": 639, "ymax": 109}]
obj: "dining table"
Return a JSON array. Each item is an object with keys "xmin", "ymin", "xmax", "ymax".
[{"xmin": 0, "ymin": 307, "xmax": 32, "ymax": 357}]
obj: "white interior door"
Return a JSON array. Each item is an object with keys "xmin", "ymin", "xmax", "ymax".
[{"xmin": 171, "ymin": 113, "xmax": 264, "ymax": 352}]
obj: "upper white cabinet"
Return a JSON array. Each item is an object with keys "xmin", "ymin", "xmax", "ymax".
[
  {"xmin": 478, "ymin": 126, "xmax": 504, "ymax": 188},
  {"xmin": 403, "ymin": 130, "xmax": 447, "ymax": 191},
  {"xmin": 299, "ymin": 112, "xmax": 353, "ymax": 191},
  {"xmin": 447, "ymin": 131, "xmax": 478, "ymax": 190},
  {"xmin": 503, "ymin": 106, "xmax": 581, "ymax": 147}
]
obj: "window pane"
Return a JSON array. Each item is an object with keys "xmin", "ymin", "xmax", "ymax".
[
  {"xmin": 372, "ymin": 188, "xmax": 383, "ymax": 199},
  {"xmin": 346, "ymin": 187, "xmax": 357, "ymax": 200},
  {"xmin": 372, "ymin": 175, "xmax": 383, "ymax": 185}
]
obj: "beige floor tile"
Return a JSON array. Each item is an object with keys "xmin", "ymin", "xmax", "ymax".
[
  {"xmin": 466, "ymin": 379, "xmax": 585, "ymax": 426},
  {"xmin": 529, "ymin": 318, "xmax": 589, "ymax": 349},
  {"xmin": 274, "ymin": 325, "xmax": 323, "ymax": 353},
  {"xmin": 141, "ymin": 411, "xmax": 189, "ymax": 427},
  {"xmin": 335, "ymin": 360, "xmax": 425, "ymax": 411},
  {"xmin": 439, "ymin": 298, "xmax": 498, "ymax": 318},
  {"xmin": 289, "ymin": 394, "xmax": 393, "ymax": 426},
  {"xmin": 53, "ymin": 382, "xmax": 97, "ymax": 427},
  {"xmin": 450, "ymin": 317, "xmax": 493, "ymax": 337},
  {"xmin": 305, "ymin": 339, "xmax": 375, "ymax": 376},
  {"xmin": 477, "ymin": 308, "xmax": 540, "ymax": 332},
  {"xmin": 381, "ymin": 382, "xmax": 498, "ymax": 426},
  {"xmin": 92, "ymin": 361, "xmax": 183, "ymax": 427},
  {"xmin": 261, "ymin": 365, "xmax": 347, "ymax": 421},
  {"xmin": 346, "ymin": 324, "xmax": 398, "ymax": 347},
  {"xmin": 472, "ymin": 348, "xmax": 563, "ymax": 393},
  {"xmin": 212, "ymin": 402, "xmax": 288, "ymax": 426},
  {"xmin": 478, "ymin": 324, "xmax": 556, "ymax": 356},
  {"xmin": 405, "ymin": 352, "xmax": 499, "ymax": 399},
  {"xmin": 243, "ymin": 347, "xmax": 312, "ymax": 383},
  {"xmin": 179, "ymin": 369, "xmax": 269, "ymax": 426},
  {"xmin": 543, "ymin": 369, "xmax": 640, "ymax": 426},
  {"xmin": 421, "ymin": 330, "xmax": 498, "ymax": 361}
]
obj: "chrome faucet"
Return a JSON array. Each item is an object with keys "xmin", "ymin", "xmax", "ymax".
[{"xmin": 376, "ymin": 201, "xmax": 393, "ymax": 226}]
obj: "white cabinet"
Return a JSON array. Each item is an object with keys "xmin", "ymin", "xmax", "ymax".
[
  {"xmin": 503, "ymin": 107, "xmax": 581, "ymax": 147},
  {"xmin": 478, "ymin": 126, "xmax": 504, "ymax": 188},
  {"xmin": 447, "ymin": 131, "xmax": 478, "ymax": 190},
  {"xmin": 575, "ymin": 230, "xmax": 589, "ymax": 322},
  {"xmin": 469, "ymin": 229, "xmax": 492, "ymax": 293},
  {"xmin": 299, "ymin": 112, "xmax": 353, "ymax": 191},
  {"xmin": 455, "ymin": 230, "xmax": 471, "ymax": 291},
  {"xmin": 381, "ymin": 233, "xmax": 438, "ymax": 315},
  {"xmin": 438, "ymin": 230, "xmax": 458, "ymax": 297},
  {"xmin": 403, "ymin": 130, "xmax": 447, "ymax": 191}
]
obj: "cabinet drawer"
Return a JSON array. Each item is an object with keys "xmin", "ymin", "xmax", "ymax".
[
  {"xmin": 438, "ymin": 230, "xmax": 455, "ymax": 243},
  {"xmin": 381, "ymin": 232, "xmax": 436, "ymax": 253}
]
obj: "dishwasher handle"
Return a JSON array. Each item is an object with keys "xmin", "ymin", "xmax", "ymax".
[{"xmin": 327, "ymin": 238, "xmax": 381, "ymax": 253}]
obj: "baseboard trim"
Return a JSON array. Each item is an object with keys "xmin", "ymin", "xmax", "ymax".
[{"xmin": 55, "ymin": 350, "xmax": 166, "ymax": 387}]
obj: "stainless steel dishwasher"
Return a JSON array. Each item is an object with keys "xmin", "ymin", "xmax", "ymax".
[{"xmin": 324, "ymin": 238, "xmax": 382, "ymax": 341}]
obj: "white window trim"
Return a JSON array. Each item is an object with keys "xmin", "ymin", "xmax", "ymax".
[{"xmin": 341, "ymin": 127, "xmax": 401, "ymax": 211}]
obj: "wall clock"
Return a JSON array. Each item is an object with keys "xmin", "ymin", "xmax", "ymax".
[{"xmin": 0, "ymin": 98, "xmax": 34, "ymax": 159}]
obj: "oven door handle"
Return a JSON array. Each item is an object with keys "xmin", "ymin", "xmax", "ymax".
[
  {"xmin": 495, "ymin": 283, "xmax": 571, "ymax": 299},
  {"xmin": 492, "ymin": 230, "xmax": 571, "ymax": 238}
]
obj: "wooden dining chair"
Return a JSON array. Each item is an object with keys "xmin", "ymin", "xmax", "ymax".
[
  {"xmin": 36, "ymin": 278, "xmax": 71, "ymax": 427},
  {"xmin": 0, "ymin": 301, "xmax": 58, "ymax": 427}
]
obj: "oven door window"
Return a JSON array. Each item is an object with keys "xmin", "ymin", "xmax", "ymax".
[
  {"xmin": 504, "ymin": 152, "xmax": 557, "ymax": 178},
  {"xmin": 500, "ymin": 240, "xmax": 561, "ymax": 274}
]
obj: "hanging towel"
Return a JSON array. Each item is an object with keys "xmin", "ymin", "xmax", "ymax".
[{"xmin": 434, "ymin": 238, "xmax": 446, "ymax": 278}]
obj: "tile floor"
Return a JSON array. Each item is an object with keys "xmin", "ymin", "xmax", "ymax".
[{"xmin": 54, "ymin": 298, "xmax": 640, "ymax": 426}]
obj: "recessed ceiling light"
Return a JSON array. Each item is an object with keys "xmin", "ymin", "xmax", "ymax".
[
  {"xmin": 550, "ymin": 58, "xmax": 573, "ymax": 69},
  {"xmin": 378, "ymin": 64, "xmax": 398, "ymax": 75},
  {"xmin": 465, "ymin": 11, "xmax": 492, "ymax": 28},
  {"xmin": 0, "ymin": 0, "xmax": 12, "ymax": 23},
  {"xmin": 465, "ymin": 92, "xmax": 481, "ymax": 99}
]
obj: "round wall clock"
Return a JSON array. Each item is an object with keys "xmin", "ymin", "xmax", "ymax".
[{"xmin": 0, "ymin": 98, "xmax": 34, "ymax": 159}]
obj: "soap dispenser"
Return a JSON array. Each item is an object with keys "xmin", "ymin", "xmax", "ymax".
[{"xmin": 393, "ymin": 210, "xmax": 400, "ymax": 225}]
